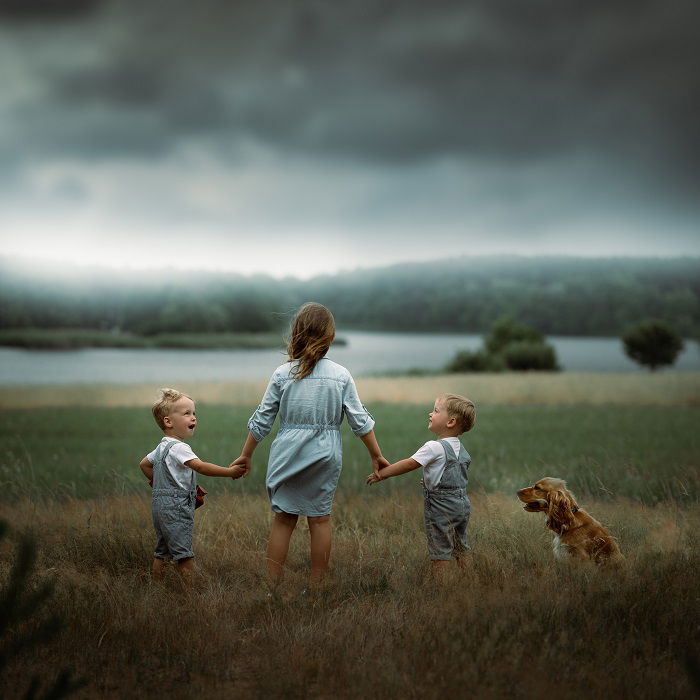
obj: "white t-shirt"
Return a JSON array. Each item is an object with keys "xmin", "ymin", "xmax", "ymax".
[
  {"xmin": 410, "ymin": 437, "xmax": 463, "ymax": 490},
  {"xmin": 147, "ymin": 437, "xmax": 198, "ymax": 490}
]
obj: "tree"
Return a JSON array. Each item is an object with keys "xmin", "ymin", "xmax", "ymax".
[
  {"xmin": 484, "ymin": 315, "xmax": 543, "ymax": 355},
  {"xmin": 446, "ymin": 316, "xmax": 559, "ymax": 373},
  {"xmin": 502, "ymin": 341, "xmax": 559, "ymax": 371},
  {"xmin": 622, "ymin": 319, "xmax": 684, "ymax": 371}
]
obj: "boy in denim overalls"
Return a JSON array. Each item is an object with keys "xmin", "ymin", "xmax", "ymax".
[
  {"xmin": 367, "ymin": 393, "xmax": 475, "ymax": 579},
  {"xmin": 139, "ymin": 388, "xmax": 247, "ymax": 583}
]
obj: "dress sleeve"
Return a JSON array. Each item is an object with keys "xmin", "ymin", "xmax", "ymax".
[
  {"xmin": 247, "ymin": 373, "xmax": 283, "ymax": 442},
  {"xmin": 342, "ymin": 375, "xmax": 375, "ymax": 436}
]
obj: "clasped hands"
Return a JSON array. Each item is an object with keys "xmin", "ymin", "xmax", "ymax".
[
  {"xmin": 228, "ymin": 455, "xmax": 251, "ymax": 479},
  {"xmin": 366, "ymin": 455, "xmax": 390, "ymax": 485}
]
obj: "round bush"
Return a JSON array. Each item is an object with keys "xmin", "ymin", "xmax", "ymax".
[
  {"xmin": 502, "ymin": 341, "xmax": 560, "ymax": 371},
  {"xmin": 445, "ymin": 349, "xmax": 505, "ymax": 373},
  {"xmin": 622, "ymin": 319, "xmax": 684, "ymax": 371}
]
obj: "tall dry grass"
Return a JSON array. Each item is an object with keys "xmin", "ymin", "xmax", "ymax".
[
  {"xmin": 2, "ymin": 371, "xmax": 699, "ymax": 409},
  {"xmin": 1, "ymin": 491, "xmax": 697, "ymax": 699}
]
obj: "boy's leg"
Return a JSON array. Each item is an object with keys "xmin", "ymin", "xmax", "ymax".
[
  {"xmin": 152, "ymin": 557, "xmax": 169, "ymax": 580},
  {"xmin": 307, "ymin": 515, "xmax": 331, "ymax": 585},
  {"xmin": 267, "ymin": 511, "xmax": 299, "ymax": 584},
  {"xmin": 431, "ymin": 559, "xmax": 451, "ymax": 583},
  {"xmin": 176, "ymin": 556, "xmax": 196, "ymax": 586}
]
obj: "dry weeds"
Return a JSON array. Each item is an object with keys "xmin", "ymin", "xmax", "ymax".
[
  {"xmin": 1, "ymin": 371, "xmax": 699, "ymax": 409},
  {"xmin": 1, "ymin": 491, "xmax": 697, "ymax": 699}
]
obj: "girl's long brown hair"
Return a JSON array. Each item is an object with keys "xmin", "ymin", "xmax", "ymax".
[{"xmin": 287, "ymin": 302, "xmax": 335, "ymax": 380}]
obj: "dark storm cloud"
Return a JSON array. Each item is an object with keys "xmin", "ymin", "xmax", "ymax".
[
  {"xmin": 0, "ymin": 0, "xmax": 99, "ymax": 20},
  {"xmin": 4, "ymin": 0, "xmax": 698, "ymax": 165},
  {"xmin": 2, "ymin": 0, "xmax": 699, "ymax": 224}
]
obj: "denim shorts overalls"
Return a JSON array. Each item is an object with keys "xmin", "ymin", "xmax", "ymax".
[
  {"xmin": 151, "ymin": 439, "xmax": 196, "ymax": 561},
  {"xmin": 423, "ymin": 439, "xmax": 472, "ymax": 560}
]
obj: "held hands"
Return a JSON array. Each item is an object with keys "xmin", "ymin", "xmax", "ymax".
[
  {"xmin": 228, "ymin": 455, "xmax": 251, "ymax": 480},
  {"xmin": 367, "ymin": 455, "xmax": 390, "ymax": 485}
]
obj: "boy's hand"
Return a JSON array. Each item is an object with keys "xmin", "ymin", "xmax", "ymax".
[
  {"xmin": 229, "ymin": 455, "xmax": 250, "ymax": 477},
  {"xmin": 367, "ymin": 456, "xmax": 390, "ymax": 485},
  {"xmin": 229, "ymin": 464, "xmax": 246, "ymax": 480},
  {"xmin": 372, "ymin": 455, "xmax": 390, "ymax": 479}
]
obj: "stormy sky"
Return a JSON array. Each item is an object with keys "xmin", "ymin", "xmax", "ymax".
[{"xmin": 1, "ymin": 0, "xmax": 699, "ymax": 277}]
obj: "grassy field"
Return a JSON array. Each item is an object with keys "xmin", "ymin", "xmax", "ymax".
[
  {"xmin": 0, "ymin": 374, "xmax": 698, "ymax": 698},
  {"xmin": 2, "ymin": 371, "xmax": 699, "ymax": 409},
  {"xmin": 0, "ymin": 493, "xmax": 698, "ymax": 699},
  {"xmin": 1, "ymin": 403, "xmax": 698, "ymax": 503}
]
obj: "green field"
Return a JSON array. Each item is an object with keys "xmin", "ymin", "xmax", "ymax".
[
  {"xmin": 2, "ymin": 403, "xmax": 698, "ymax": 504},
  {"xmin": 1, "ymin": 381, "xmax": 698, "ymax": 699}
]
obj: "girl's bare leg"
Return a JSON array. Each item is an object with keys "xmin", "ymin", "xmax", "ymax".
[
  {"xmin": 267, "ymin": 512, "xmax": 299, "ymax": 584},
  {"xmin": 307, "ymin": 515, "xmax": 331, "ymax": 585}
]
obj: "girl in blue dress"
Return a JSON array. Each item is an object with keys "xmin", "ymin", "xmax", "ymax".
[{"xmin": 233, "ymin": 302, "xmax": 387, "ymax": 588}]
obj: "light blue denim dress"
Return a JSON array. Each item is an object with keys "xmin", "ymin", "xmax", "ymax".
[{"xmin": 248, "ymin": 357, "xmax": 375, "ymax": 517}]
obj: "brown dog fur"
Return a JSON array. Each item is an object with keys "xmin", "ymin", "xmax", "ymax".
[{"xmin": 517, "ymin": 478, "xmax": 623, "ymax": 565}]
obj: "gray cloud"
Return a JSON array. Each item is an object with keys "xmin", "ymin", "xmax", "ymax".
[
  {"xmin": 1, "ymin": 0, "xmax": 699, "ymax": 273},
  {"xmin": 4, "ymin": 0, "xmax": 698, "ymax": 166},
  {"xmin": 0, "ymin": 0, "xmax": 99, "ymax": 21}
]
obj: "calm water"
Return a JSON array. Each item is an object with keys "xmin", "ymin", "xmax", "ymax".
[{"xmin": 0, "ymin": 331, "xmax": 698, "ymax": 385}]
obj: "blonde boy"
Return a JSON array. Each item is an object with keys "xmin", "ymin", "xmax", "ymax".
[
  {"xmin": 367, "ymin": 393, "xmax": 476, "ymax": 578},
  {"xmin": 140, "ymin": 388, "xmax": 246, "ymax": 581}
]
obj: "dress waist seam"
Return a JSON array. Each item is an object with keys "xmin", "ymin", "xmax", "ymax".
[{"xmin": 279, "ymin": 423, "xmax": 340, "ymax": 431}]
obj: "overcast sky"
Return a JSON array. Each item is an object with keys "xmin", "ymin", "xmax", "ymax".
[{"xmin": 1, "ymin": 0, "xmax": 699, "ymax": 278}]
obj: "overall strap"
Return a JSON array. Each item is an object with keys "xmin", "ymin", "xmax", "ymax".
[
  {"xmin": 152, "ymin": 439, "xmax": 183, "ymax": 490},
  {"xmin": 438, "ymin": 438, "xmax": 458, "ymax": 462},
  {"xmin": 436, "ymin": 438, "xmax": 469, "ymax": 490}
]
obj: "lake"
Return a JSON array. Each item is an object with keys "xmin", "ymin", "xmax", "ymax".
[{"xmin": 0, "ymin": 331, "xmax": 698, "ymax": 384}]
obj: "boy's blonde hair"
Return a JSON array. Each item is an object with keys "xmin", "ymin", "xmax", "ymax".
[
  {"xmin": 152, "ymin": 387, "xmax": 191, "ymax": 430},
  {"xmin": 440, "ymin": 393, "xmax": 476, "ymax": 434}
]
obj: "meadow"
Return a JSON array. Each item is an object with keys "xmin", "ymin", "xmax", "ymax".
[{"xmin": 0, "ymin": 374, "xmax": 698, "ymax": 698}]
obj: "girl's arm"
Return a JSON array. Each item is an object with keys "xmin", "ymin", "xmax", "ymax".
[
  {"xmin": 139, "ymin": 457, "xmax": 153, "ymax": 481},
  {"xmin": 367, "ymin": 458, "xmax": 421, "ymax": 484},
  {"xmin": 230, "ymin": 432, "xmax": 259, "ymax": 476},
  {"xmin": 185, "ymin": 459, "xmax": 244, "ymax": 479},
  {"xmin": 359, "ymin": 429, "xmax": 389, "ymax": 475}
]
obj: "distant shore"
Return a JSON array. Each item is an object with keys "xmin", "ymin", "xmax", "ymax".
[{"xmin": 0, "ymin": 328, "xmax": 348, "ymax": 351}]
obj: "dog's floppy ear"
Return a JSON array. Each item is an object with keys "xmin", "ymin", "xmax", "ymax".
[{"xmin": 546, "ymin": 486, "xmax": 577, "ymax": 532}]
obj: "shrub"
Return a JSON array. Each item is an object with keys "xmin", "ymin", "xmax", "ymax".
[
  {"xmin": 445, "ymin": 349, "xmax": 504, "ymax": 373},
  {"xmin": 622, "ymin": 319, "xmax": 684, "ymax": 371},
  {"xmin": 484, "ymin": 315, "xmax": 544, "ymax": 355},
  {"xmin": 502, "ymin": 341, "xmax": 560, "ymax": 371}
]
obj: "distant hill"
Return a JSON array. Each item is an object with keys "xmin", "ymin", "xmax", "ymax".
[{"xmin": 1, "ymin": 255, "xmax": 698, "ymax": 337}]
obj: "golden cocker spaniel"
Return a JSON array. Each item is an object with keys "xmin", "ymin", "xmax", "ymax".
[{"xmin": 517, "ymin": 477, "xmax": 623, "ymax": 565}]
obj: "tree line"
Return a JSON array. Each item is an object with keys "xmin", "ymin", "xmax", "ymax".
[{"xmin": 1, "ymin": 255, "xmax": 698, "ymax": 337}]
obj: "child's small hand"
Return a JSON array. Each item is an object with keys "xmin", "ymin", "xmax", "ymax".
[
  {"xmin": 372, "ymin": 455, "xmax": 390, "ymax": 479},
  {"xmin": 366, "ymin": 472, "xmax": 382, "ymax": 485},
  {"xmin": 229, "ymin": 455, "xmax": 251, "ymax": 477},
  {"xmin": 230, "ymin": 464, "xmax": 246, "ymax": 480}
]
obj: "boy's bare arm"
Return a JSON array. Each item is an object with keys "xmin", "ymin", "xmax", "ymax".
[
  {"xmin": 366, "ymin": 458, "xmax": 421, "ymax": 484},
  {"xmin": 185, "ymin": 459, "xmax": 245, "ymax": 479},
  {"xmin": 140, "ymin": 457, "xmax": 154, "ymax": 481}
]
